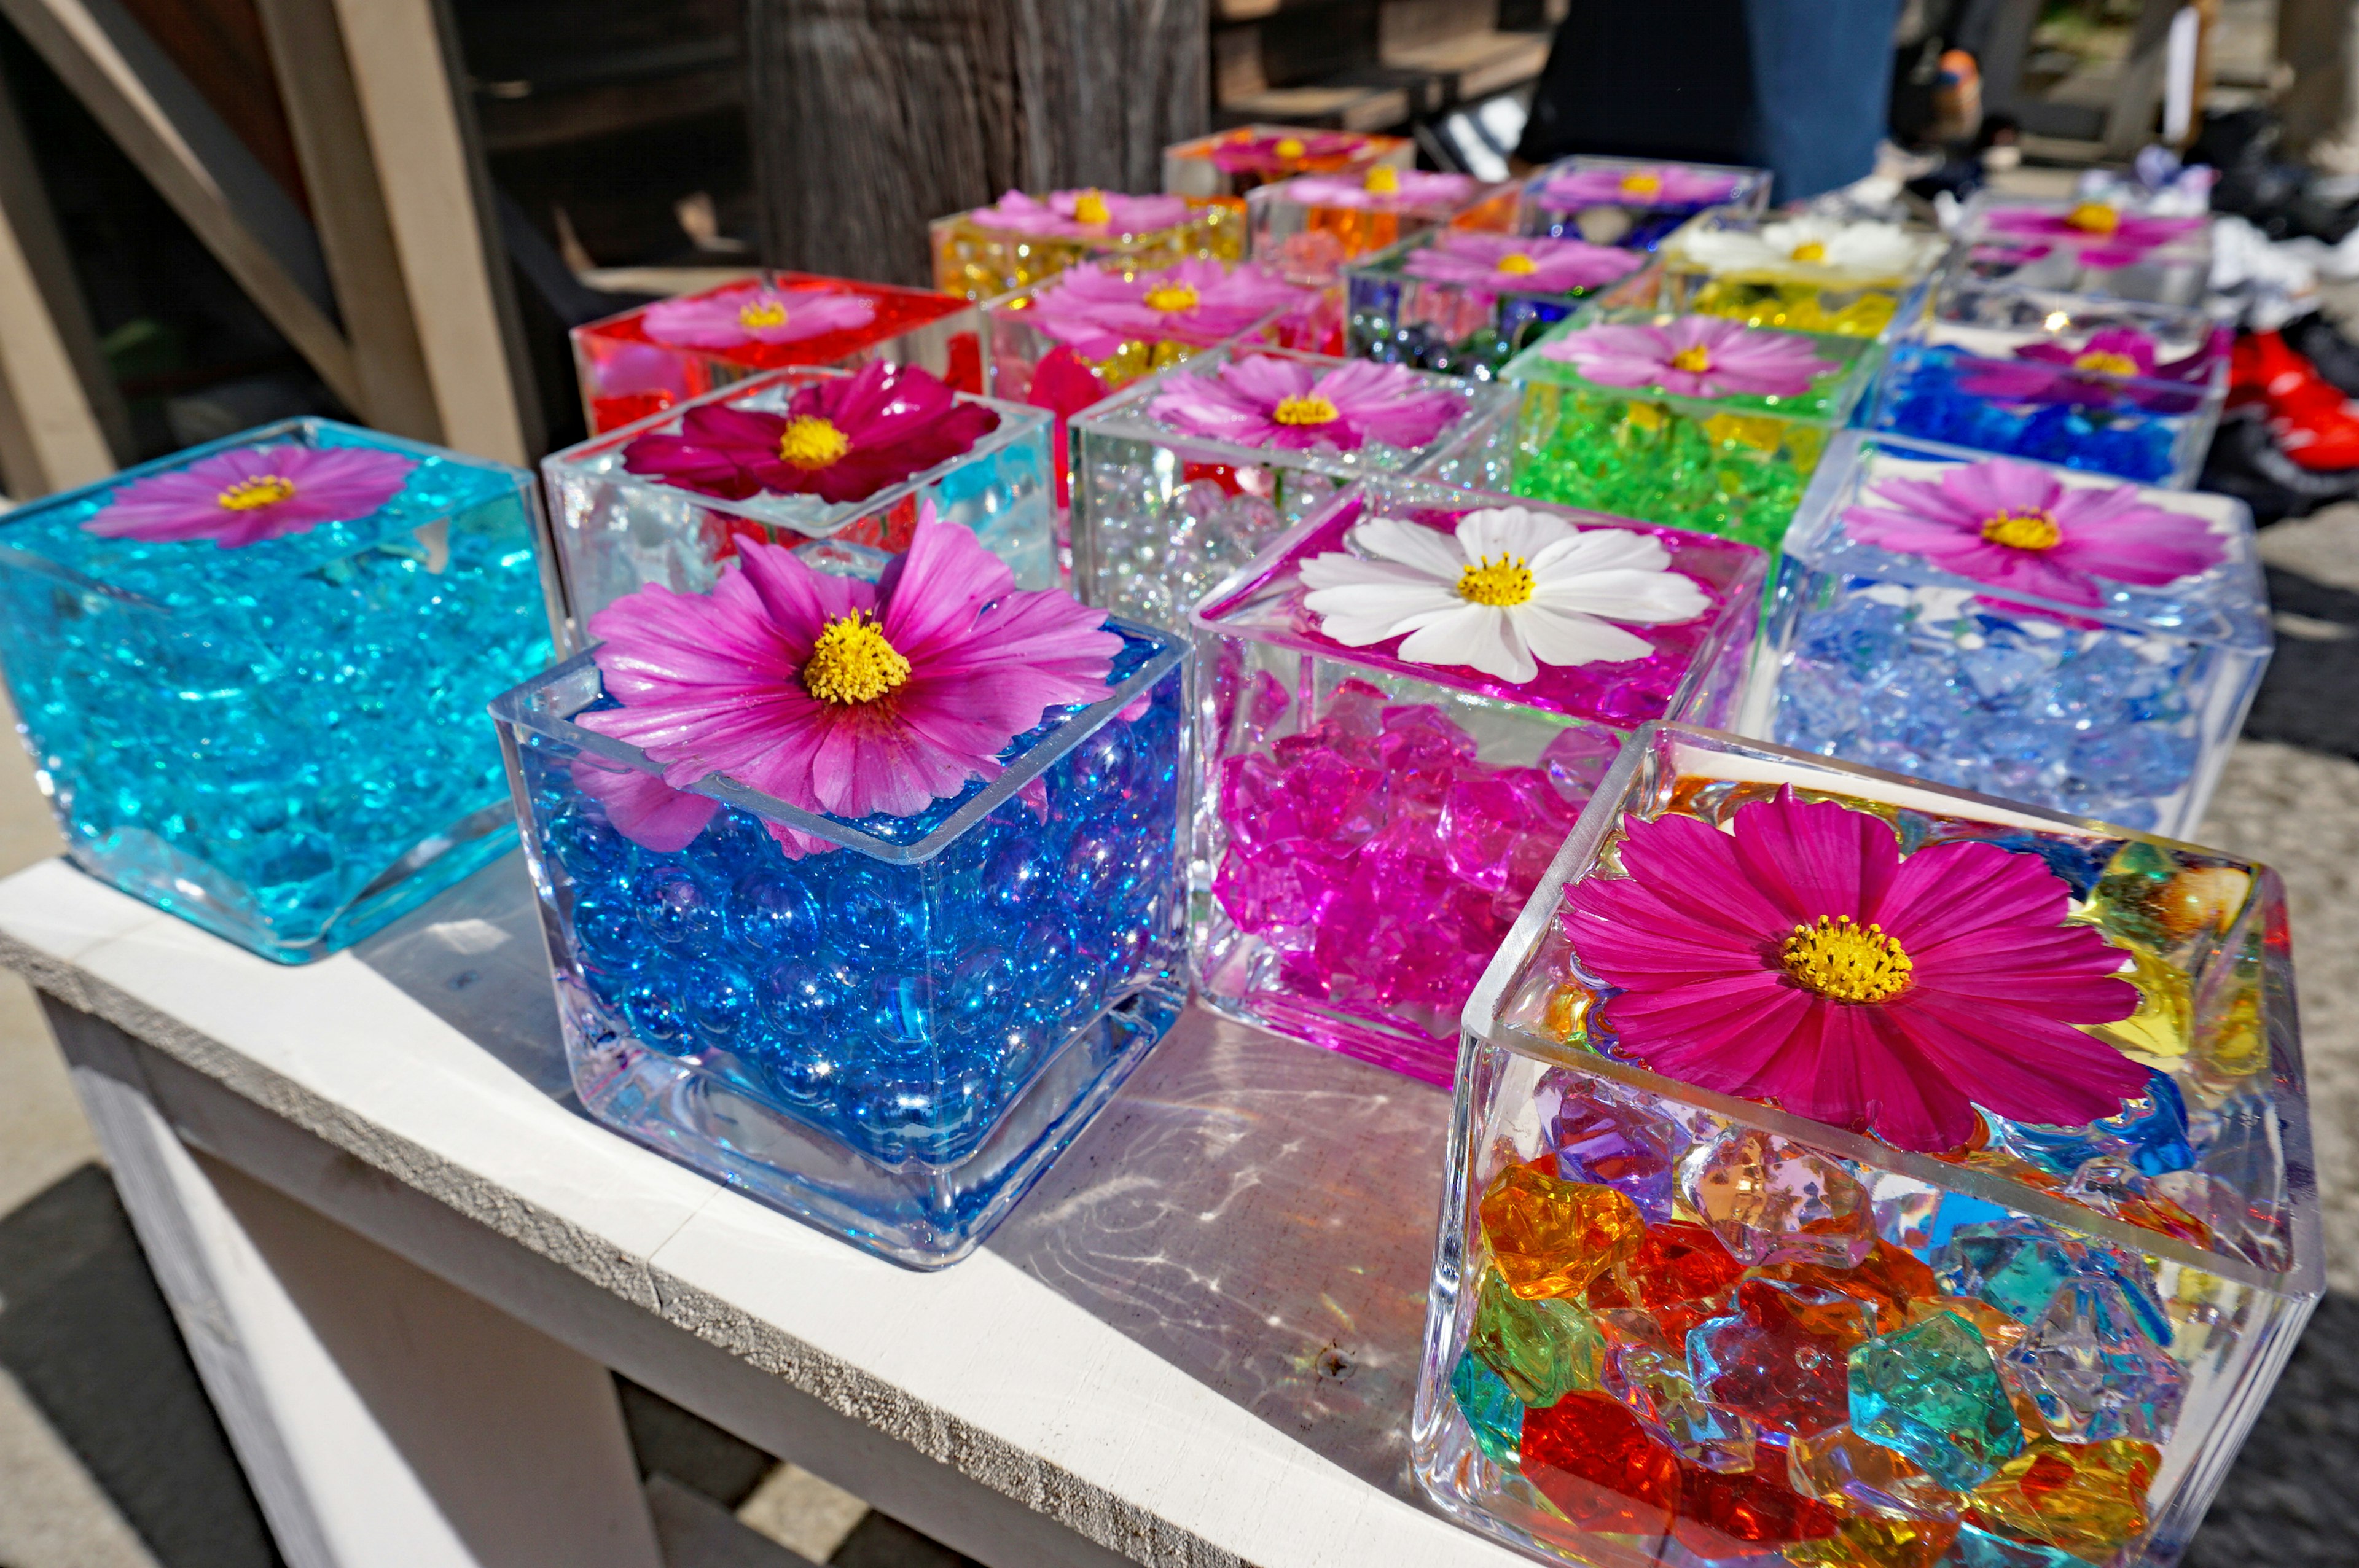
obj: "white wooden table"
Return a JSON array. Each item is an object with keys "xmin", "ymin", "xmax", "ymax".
[{"xmin": 0, "ymin": 851, "xmax": 1516, "ymax": 1568}]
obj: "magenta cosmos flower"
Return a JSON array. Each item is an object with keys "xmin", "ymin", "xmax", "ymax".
[
  {"xmin": 1841, "ymin": 457, "xmax": 2223, "ymax": 607},
  {"xmin": 1956, "ymin": 326, "xmax": 2219, "ymax": 411},
  {"xmin": 1207, "ymin": 128, "xmax": 1367, "ymax": 174},
  {"xmin": 577, "ymin": 517, "xmax": 1119, "ymax": 854},
  {"xmin": 640, "ymin": 283, "xmax": 878, "ymax": 352},
  {"xmin": 1981, "ymin": 201, "xmax": 2205, "ymax": 267},
  {"xmin": 970, "ymin": 189, "xmax": 1191, "ymax": 238},
  {"xmin": 85, "ymin": 443, "xmax": 416, "ymax": 548},
  {"xmin": 1562, "ymin": 789, "xmax": 2145, "ymax": 1153},
  {"xmin": 622, "ymin": 363, "xmax": 998, "ymax": 505},
  {"xmin": 1538, "ymin": 163, "xmax": 1742, "ymax": 210},
  {"xmin": 1285, "ymin": 168, "xmax": 1481, "ymax": 210},
  {"xmin": 1404, "ymin": 231, "xmax": 1641, "ymax": 302},
  {"xmin": 1542, "ymin": 316, "xmax": 1837, "ymax": 400},
  {"xmin": 1150, "ymin": 354, "xmax": 1463, "ymax": 454},
  {"xmin": 1025, "ymin": 259, "xmax": 1304, "ymax": 359}
]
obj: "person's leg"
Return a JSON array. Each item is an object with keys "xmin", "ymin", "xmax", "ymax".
[
  {"xmin": 2278, "ymin": 0, "xmax": 2359, "ymax": 176},
  {"xmin": 1743, "ymin": 0, "xmax": 1907, "ymax": 201}
]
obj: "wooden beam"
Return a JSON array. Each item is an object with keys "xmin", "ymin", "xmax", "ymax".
[{"xmin": 0, "ymin": 0, "xmax": 366, "ymax": 412}]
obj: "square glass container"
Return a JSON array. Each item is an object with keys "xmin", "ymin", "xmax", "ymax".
[
  {"xmin": 1520, "ymin": 157, "xmax": 1772, "ymax": 251},
  {"xmin": 1344, "ymin": 229, "xmax": 1648, "ymax": 378},
  {"xmin": 1740, "ymin": 431, "xmax": 2269, "ymax": 837},
  {"xmin": 1654, "ymin": 211, "xmax": 1951, "ymax": 340},
  {"xmin": 0, "ymin": 419, "xmax": 553, "ymax": 962},
  {"xmin": 1246, "ymin": 170, "xmax": 1519, "ymax": 285},
  {"xmin": 1417, "ymin": 722, "xmax": 2318, "ymax": 1568},
  {"xmin": 493, "ymin": 625, "xmax": 1189, "ymax": 1268},
  {"xmin": 1190, "ymin": 481, "xmax": 1766, "ymax": 1083},
  {"xmin": 929, "ymin": 192, "xmax": 1221, "ymax": 301},
  {"xmin": 1501, "ymin": 310, "xmax": 1884, "ymax": 552},
  {"xmin": 1959, "ymin": 192, "xmax": 2213, "ymax": 308},
  {"xmin": 1068, "ymin": 345, "xmax": 1519, "ymax": 628},
  {"xmin": 1162, "ymin": 125, "xmax": 1414, "ymax": 206},
  {"xmin": 1871, "ymin": 282, "xmax": 2230, "ymax": 488},
  {"xmin": 569, "ymin": 272, "xmax": 983, "ymax": 435},
  {"xmin": 539, "ymin": 367, "xmax": 1054, "ymax": 649}
]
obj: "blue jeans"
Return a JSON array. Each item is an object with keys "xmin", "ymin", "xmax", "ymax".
[{"xmin": 1744, "ymin": 0, "xmax": 1904, "ymax": 200}]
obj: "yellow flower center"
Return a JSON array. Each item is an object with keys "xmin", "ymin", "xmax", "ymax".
[
  {"xmin": 2065, "ymin": 201, "xmax": 2121, "ymax": 235},
  {"xmin": 217, "ymin": 475, "xmax": 295, "ymax": 511},
  {"xmin": 1495, "ymin": 252, "xmax": 1539, "ymax": 275},
  {"xmin": 1143, "ymin": 282, "xmax": 1201, "ymax": 313},
  {"xmin": 1790, "ymin": 240, "xmax": 1829, "ymax": 262},
  {"xmin": 1669, "ymin": 345, "xmax": 1713, "ymax": 373},
  {"xmin": 1782, "ymin": 915, "xmax": 1913, "ymax": 1003},
  {"xmin": 1980, "ymin": 508, "xmax": 2062, "ymax": 550},
  {"xmin": 738, "ymin": 299, "xmax": 790, "ymax": 329},
  {"xmin": 1073, "ymin": 191, "xmax": 1111, "ymax": 226},
  {"xmin": 777, "ymin": 416, "xmax": 850, "ymax": 469},
  {"xmin": 1272, "ymin": 394, "xmax": 1340, "ymax": 426},
  {"xmin": 1620, "ymin": 171, "xmax": 1663, "ymax": 196},
  {"xmin": 1364, "ymin": 166, "xmax": 1401, "ymax": 195},
  {"xmin": 1457, "ymin": 553, "xmax": 1535, "ymax": 607},
  {"xmin": 2072, "ymin": 349, "xmax": 2140, "ymax": 376},
  {"xmin": 800, "ymin": 612, "xmax": 911, "ymax": 706},
  {"xmin": 1275, "ymin": 137, "xmax": 1306, "ymax": 158}
]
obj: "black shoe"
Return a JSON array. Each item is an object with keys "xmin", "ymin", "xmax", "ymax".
[
  {"xmin": 2190, "ymin": 108, "xmax": 2312, "ymax": 238},
  {"xmin": 2282, "ymin": 314, "xmax": 2359, "ymax": 399},
  {"xmin": 2199, "ymin": 406, "xmax": 2359, "ymax": 526}
]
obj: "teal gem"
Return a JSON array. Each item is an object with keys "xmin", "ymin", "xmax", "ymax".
[
  {"xmin": 1933, "ymin": 1223, "xmax": 2075, "ymax": 1325},
  {"xmin": 1450, "ymin": 1351, "xmax": 1524, "ymax": 1466},
  {"xmin": 1949, "ymin": 1524, "xmax": 2102, "ymax": 1567},
  {"xmin": 1847, "ymin": 1309, "xmax": 2022, "ymax": 1491}
]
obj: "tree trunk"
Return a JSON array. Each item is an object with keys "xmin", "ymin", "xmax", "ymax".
[{"xmin": 746, "ymin": 0, "xmax": 1208, "ymax": 286}]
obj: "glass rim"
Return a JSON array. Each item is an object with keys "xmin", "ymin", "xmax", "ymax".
[{"xmin": 1501, "ymin": 307, "xmax": 1882, "ymax": 424}]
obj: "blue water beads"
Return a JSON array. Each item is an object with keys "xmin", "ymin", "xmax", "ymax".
[
  {"xmin": 524, "ymin": 661, "xmax": 1187, "ymax": 1179},
  {"xmin": 0, "ymin": 427, "xmax": 550, "ymax": 959},
  {"xmin": 1875, "ymin": 346, "xmax": 2185, "ymax": 483}
]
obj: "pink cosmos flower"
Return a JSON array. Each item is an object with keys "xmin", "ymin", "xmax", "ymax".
[
  {"xmin": 1562, "ymin": 789, "xmax": 2146, "ymax": 1153},
  {"xmin": 969, "ymin": 189, "xmax": 1192, "ymax": 238},
  {"xmin": 1024, "ymin": 259, "xmax": 1305, "ymax": 359},
  {"xmin": 640, "ymin": 283, "xmax": 878, "ymax": 351},
  {"xmin": 84, "ymin": 443, "xmax": 417, "ymax": 548},
  {"xmin": 576, "ymin": 517, "xmax": 1120, "ymax": 854},
  {"xmin": 1285, "ymin": 169, "xmax": 1481, "ymax": 211},
  {"xmin": 1402, "ymin": 231, "xmax": 1642, "ymax": 303},
  {"xmin": 622, "ymin": 362, "xmax": 999, "ymax": 505},
  {"xmin": 1981, "ymin": 203, "xmax": 2205, "ymax": 269},
  {"xmin": 1955, "ymin": 326, "xmax": 2221, "ymax": 412},
  {"xmin": 1538, "ymin": 164, "xmax": 1742, "ymax": 210},
  {"xmin": 1841, "ymin": 457, "xmax": 2224, "ymax": 607},
  {"xmin": 1150, "ymin": 354, "xmax": 1463, "ymax": 454},
  {"xmin": 1206, "ymin": 129, "xmax": 1367, "ymax": 174},
  {"xmin": 1541, "ymin": 316, "xmax": 1837, "ymax": 401}
]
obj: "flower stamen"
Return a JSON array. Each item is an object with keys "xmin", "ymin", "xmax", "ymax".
[
  {"xmin": 1669, "ymin": 345, "xmax": 1713, "ymax": 374},
  {"xmin": 217, "ymin": 475, "xmax": 295, "ymax": 511},
  {"xmin": 1072, "ymin": 191, "xmax": 1112, "ymax": 226},
  {"xmin": 1620, "ymin": 171, "xmax": 1663, "ymax": 197},
  {"xmin": 1457, "ymin": 553, "xmax": 1535, "ymax": 607},
  {"xmin": 2065, "ymin": 201, "xmax": 2121, "ymax": 235},
  {"xmin": 801, "ymin": 612, "xmax": 911, "ymax": 705},
  {"xmin": 1142, "ymin": 282, "xmax": 1201, "ymax": 313},
  {"xmin": 1273, "ymin": 394, "xmax": 1340, "ymax": 426},
  {"xmin": 1790, "ymin": 240, "xmax": 1828, "ymax": 262},
  {"xmin": 1275, "ymin": 137, "xmax": 1306, "ymax": 158},
  {"xmin": 1782, "ymin": 915, "xmax": 1913, "ymax": 1003},
  {"xmin": 2071, "ymin": 349, "xmax": 2140, "ymax": 376},
  {"xmin": 777, "ymin": 416, "xmax": 851, "ymax": 470},
  {"xmin": 1495, "ymin": 252, "xmax": 1539, "ymax": 275},
  {"xmin": 1979, "ymin": 508, "xmax": 2062, "ymax": 550},
  {"xmin": 738, "ymin": 300, "xmax": 790, "ymax": 330},
  {"xmin": 1364, "ymin": 166, "xmax": 1401, "ymax": 195}
]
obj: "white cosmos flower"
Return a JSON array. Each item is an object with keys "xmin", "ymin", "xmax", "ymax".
[
  {"xmin": 1296, "ymin": 507, "xmax": 1710, "ymax": 684},
  {"xmin": 1679, "ymin": 214, "xmax": 1935, "ymax": 278}
]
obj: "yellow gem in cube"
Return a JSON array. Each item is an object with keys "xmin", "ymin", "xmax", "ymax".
[
  {"xmin": 1477, "ymin": 1162, "xmax": 1644, "ymax": 1300},
  {"xmin": 1784, "ymin": 1516, "xmax": 1960, "ymax": 1568},
  {"xmin": 1968, "ymin": 1436, "xmax": 2159, "ymax": 1557},
  {"xmin": 2086, "ymin": 945, "xmax": 2192, "ymax": 1061}
]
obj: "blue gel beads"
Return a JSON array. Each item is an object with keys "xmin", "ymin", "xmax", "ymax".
[
  {"xmin": 1875, "ymin": 346, "xmax": 2188, "ymax": 483},
  {"xmin": 0, "ymin": 424, "xmax": 550, "ymax": 961}
]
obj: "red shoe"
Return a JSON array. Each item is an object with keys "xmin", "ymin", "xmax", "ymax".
[{"xmin": 2232, "ymin": 330, "xmax": 2359, "ymax": 470}]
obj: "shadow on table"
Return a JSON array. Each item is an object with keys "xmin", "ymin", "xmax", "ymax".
[{"xmin": 0, "ymin": 1163, "xmax": 283, "ymax": 1568}]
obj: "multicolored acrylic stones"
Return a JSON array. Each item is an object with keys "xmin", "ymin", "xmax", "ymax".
[
  {"xmin": 1655, "ymin": 211, "xmax": 1950, "ymax": 340},
  {"xmin": 1190, "ymin": 480, "xmax": 1764, "ymax": 1082},
  {"xmin": 1415, "ymin": 723, "xmax": 2319, "ymax": 1568},
  {"xmin": 930, "ymin": 189, "xmax": 1223, "ymax": 300},
  {"xmin": 1247, "ymin": 168, "xmax": 1519, "ymax": 284},
  {"xmin": 1346, "ymin": 229, "xmax": 1646, "ymax": 378}
]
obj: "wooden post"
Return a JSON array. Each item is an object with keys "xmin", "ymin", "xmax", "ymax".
[{"xmin": 745, "ymin": 0, "xmax": 1209, "ymax": 287}]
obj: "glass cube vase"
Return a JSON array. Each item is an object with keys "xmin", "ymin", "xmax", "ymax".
[
  {"xmin": 1416, "ymin": 722, "xmax": 2319, "ymax": 1568},
  {"xmin": 1246, "ymin": 171, "xmax": 1519, "ymax": 285},
  {"xmin": 1190, "ymin": 480, "xmax": 1766, "ymax": 1083},
  {"xmin": 1739, "ymin": 432, "xmax": 2269, "ymax": 837},
  {"xmin": 1871, "ymin": 283, "xmax": 2229, "ymax": 487},
  {"xmin": 1959, "ymin": 193, "xmax": 2213, "ymax": 308},
  {"xmin": 493, "ymin": 626, "xmax": 1189, "ymax": 1268},
  {"xmin": 539, "ymin": 367, "xmax": 1054, "ymax": 649},
  {"xmin": 1502, "ymin": 311, "xmax": 1884, "ymax": 552},
  {"xmin": 1068, "ymin": 346, "xmax": 1518, "ymax": 628},
  {"xmin": 569, "ymin": 272, "xmax": 983, "ymax": 435},
  {"xmin": 1654, "ymin": 211, "xmax": 1950, "ymax": 340},
  {"xmin": 929, "ymin": 193, "xmax": 1221, "ymax": 301},
  {"xmin": 1162, "ymin": 126, "xmax": 1414, "ymax": 210},
  {"xmin": 1344, "ymin": 229, "xmax": 1647, "ymax": 378},
  {"xmin": 1520, "ymin": 157, "xmax": 1771, "ymax": 251},
  {"xmin": 0, "ymin": 419, "xmax": 554, "ymax": 962}
]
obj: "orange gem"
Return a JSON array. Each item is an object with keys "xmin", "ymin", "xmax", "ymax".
[{"xmin": 1479, "ymin": 1163, "xmax": 1645, "ymax": 1301}]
